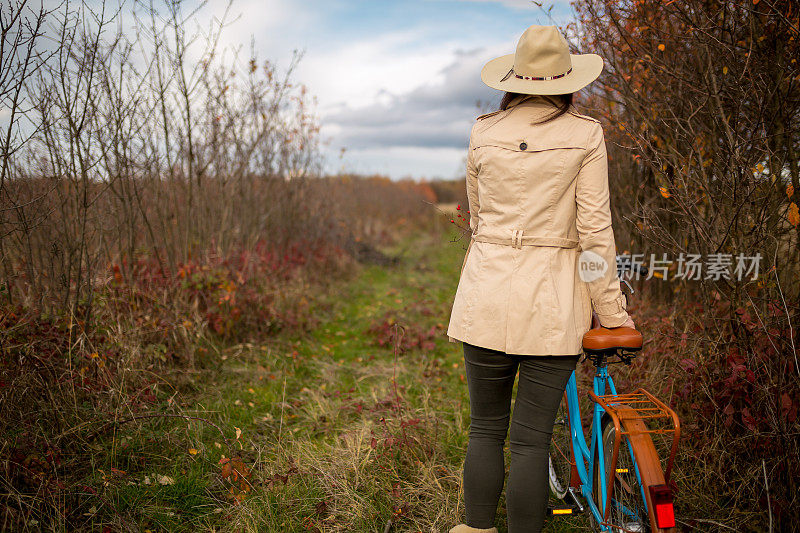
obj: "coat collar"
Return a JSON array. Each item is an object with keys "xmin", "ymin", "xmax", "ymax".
[{"xmin": 475, "ymin": 94, "xmax": 573, "ymax": 125}]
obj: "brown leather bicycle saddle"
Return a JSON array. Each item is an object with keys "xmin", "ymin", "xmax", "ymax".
[{"xmin": 582, "ymin": 327, "xmax": 643, "ymax": 353}]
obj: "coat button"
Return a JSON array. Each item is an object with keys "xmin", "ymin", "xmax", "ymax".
[{"xmin": 519, "ymin": 141, "xmax": 527, "ymax": 150}]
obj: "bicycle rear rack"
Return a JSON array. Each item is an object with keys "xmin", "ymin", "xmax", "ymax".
[{"xmin": 588, "ymin": 388, "xmax": 681, "ymax": 530}]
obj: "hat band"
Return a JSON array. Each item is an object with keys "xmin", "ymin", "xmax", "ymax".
[{"xmin": 500, "ymin": 66, "xmax": 573, "ymax": 82}]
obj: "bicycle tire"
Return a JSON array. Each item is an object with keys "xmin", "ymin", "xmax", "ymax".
[
  {"xmin": 548, "ymin": 391, "xmax": 572, "ymax": 500},
  {"xmin": 593, "ymin": 416, "xmax": 671, "ymax": 532}
]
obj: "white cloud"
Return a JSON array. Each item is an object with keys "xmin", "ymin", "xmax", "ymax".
[
  {"xmin": 297, "ymin": 30, "xmax": 465, "ymax": 112},
  {"xmin": 325, "ymin": 145, "xmax": 467, "ymax": 180},
  {"xmin": 323, "ymin": 44, "xmax": 506, "ymax": 147},
  {"xmin": 319, "ymin": 42, "xmax": 513, "ymax": 178},
  {"xmin": 203, "ymin": 0, "xmax": 319, "ymax": 64}
]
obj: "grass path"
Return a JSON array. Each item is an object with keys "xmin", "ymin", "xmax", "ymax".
[{"xmin": 100, "ymin": 228, "xmax": 589, "ymax": 532}]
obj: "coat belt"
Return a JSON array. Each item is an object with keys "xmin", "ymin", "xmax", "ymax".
[{"xmin": 471, "ymin": 231, "xmax": 579, "ymax": 249}]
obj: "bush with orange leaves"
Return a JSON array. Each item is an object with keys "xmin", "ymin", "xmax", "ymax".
[{"xmin": 569, "ymin": 1, "xmax": 800, "ymax": 529}]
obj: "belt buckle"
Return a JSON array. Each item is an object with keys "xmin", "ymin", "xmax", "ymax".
[{"xmin": 512, "ymin": 229, "xmax": 523, "ymax": 249}]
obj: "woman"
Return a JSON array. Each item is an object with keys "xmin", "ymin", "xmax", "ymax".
[{"xmin": 446, "ymin": 25, "xmax": 636, "ymax": 533}]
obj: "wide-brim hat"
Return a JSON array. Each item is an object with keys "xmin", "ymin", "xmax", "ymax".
[{"xmin": 481, "ymin": 25, "xmax": 603, "ymax": 95}]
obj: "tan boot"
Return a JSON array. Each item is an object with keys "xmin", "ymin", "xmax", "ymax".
[{"xmin": 448, "ymin": 525, "xmax": 498, "ymax": 533}]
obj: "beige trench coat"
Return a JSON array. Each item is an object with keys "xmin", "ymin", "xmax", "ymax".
[{"xmin": 446, "ymin": 94, "xmax": 630, "ymax": 355}]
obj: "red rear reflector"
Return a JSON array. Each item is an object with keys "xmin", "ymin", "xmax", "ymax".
[{"xmin": 649, "ymin": 484, "xmax": 676, "ymax": 528}]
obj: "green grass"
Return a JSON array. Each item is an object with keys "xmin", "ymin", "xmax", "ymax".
[{"xmin": 94, "ymin": 228, "xmax": 591, "ymax": 532}]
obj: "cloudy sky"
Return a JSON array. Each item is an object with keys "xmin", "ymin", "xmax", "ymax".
[{"xmin": 201, "ymin": 0, "xmax": 573, "ymax": 180}]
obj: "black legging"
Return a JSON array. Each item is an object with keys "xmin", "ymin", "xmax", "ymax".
[{"xmin": 461, "ymin": 342, "xmax": 580, "ymax": 532}]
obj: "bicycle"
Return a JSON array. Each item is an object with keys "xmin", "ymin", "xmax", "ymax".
[{"xmin": 547, "ymin": 277, "xmax": 680, "ymax": 533}]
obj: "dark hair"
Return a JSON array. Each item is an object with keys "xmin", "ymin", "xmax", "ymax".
[{"xmin": 499, "ymin": 92, "xmax": 573, "ymax": 124}]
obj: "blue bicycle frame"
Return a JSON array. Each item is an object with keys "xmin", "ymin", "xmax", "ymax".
[{"xmin": 562, "ymin": 362, "xmax": 648, "ymax": 530}]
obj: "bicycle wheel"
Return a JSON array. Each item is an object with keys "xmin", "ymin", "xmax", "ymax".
[
  {"xmin": 548, "ymin": 392, "xmax": 572, "ymax": 499},
  {"xmin": 593, "ymin": 417, "xmax": 668, "ymax": 532}
]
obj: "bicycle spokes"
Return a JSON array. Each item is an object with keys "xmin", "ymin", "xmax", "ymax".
[{"xmin": 547, "ymin": 364, "xmax": 680, "ymax": 532}]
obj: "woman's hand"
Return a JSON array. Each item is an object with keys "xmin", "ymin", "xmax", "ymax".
[{"xmin": 618, "ymin": 316, "xmax": 636, "ymax": 329}]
